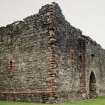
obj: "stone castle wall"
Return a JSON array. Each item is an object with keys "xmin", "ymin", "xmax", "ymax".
[
  {"xmin": 0, "ymin": 8, "xmax": 49, "ymax": 102},
  {"xmin": 0, "ymin": 2, "xmax": 105, "ymax": 103}
]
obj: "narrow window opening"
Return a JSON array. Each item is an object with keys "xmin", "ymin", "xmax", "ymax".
[
  {"xmin": 79, "ymin": 55, "xmax": 82, "ymax": 62},
  {"xmin": 8, "ymin": 60, "xmax": 15, "ymax": 70},
  {"xmin": 91, "ymin": 54, "xmax": 95, "ymax": 61},
  {"xmin": 10, "ymin": 61, "xmax": 13, "ymax": 68}
]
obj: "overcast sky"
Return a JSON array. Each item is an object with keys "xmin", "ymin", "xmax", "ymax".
[{"xmin": 0, "ymin": 0, "xmax": 105, "ymax": 48}]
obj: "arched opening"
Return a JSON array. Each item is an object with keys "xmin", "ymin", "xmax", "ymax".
[{"xmin": 89, "ymin": 72, "xmax": 96, "ymax": 98}]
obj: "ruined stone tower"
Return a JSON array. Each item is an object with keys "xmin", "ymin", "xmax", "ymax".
[{"xmin": 0, "ymin": 2, "xmax": 105, "ymax": 103}]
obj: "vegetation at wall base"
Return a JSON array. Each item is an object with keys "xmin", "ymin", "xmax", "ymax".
[{"xmin": 0, "ymin": 96, "xmax": 105, "ymax": 105}]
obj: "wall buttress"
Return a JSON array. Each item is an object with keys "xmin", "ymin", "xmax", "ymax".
[{"xmin": 47, "ymin": 7, "xmax": 58, "ymax": 103}]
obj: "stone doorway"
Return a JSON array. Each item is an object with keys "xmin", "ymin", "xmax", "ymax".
[{"xmin": 89, "ymin": 72, "xmax": 96, "ymax": 98}]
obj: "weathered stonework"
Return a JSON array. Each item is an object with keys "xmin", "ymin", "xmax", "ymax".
[{"xmin": 0, "ymin": 2, "xmax": 105, "ymax": 103}]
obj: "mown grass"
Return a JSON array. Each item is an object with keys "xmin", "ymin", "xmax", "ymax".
[{"xmin": 0, "ymin": 97, "xmax": 105, "ymax": 105}]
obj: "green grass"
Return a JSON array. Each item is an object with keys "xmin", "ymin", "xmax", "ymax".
[{"xmin": 0, "ymin": 97, "xmax": 105, "ymax": 105}]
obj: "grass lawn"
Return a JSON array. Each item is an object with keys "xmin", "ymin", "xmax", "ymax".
[{"xmin": 0, "ymin": 97, "xmax": 105, "ymax": 105}]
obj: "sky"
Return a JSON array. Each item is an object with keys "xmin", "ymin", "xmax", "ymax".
[{"xmin": 0, "ymin": 0, "xmax": 105, "ymax": 48}]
